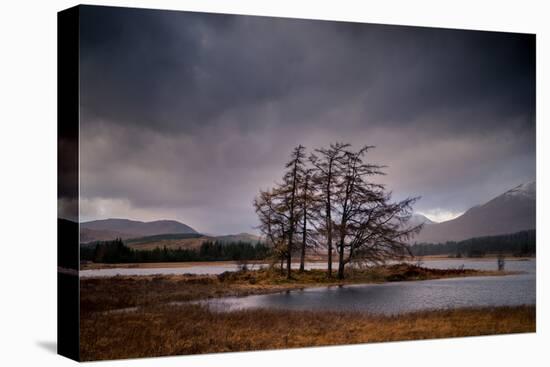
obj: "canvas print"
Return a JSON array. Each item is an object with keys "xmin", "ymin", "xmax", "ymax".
[{"xmin": 58, "ymin": 5, "xmax": 536, "ymax": 362}]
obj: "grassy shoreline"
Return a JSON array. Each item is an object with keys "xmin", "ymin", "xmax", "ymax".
[{"xmin": 80, "ymin": 304, "xmax": 535, "ymax": 361}]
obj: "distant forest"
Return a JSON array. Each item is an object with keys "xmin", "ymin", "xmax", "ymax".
[
  {"xmin": 80, "ymin": 230, "xmax": 536, "ymax": 263},
  {"xmin": 409, "ymin": 230, "xmax": 536, "ymax": 257},
  {"xmin": 80, "ymin": 239, "xmax": 272, "ymax": 263}
]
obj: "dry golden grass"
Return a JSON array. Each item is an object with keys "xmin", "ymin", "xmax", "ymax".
[
  {"xmin": 80, "ymin": 264, "xmax": 513, "ymax": 313},
  {"xmin": 80, "ymin": 304, "xmax": 535, "ymax": 361}
]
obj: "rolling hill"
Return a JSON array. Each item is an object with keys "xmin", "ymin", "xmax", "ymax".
[
  {"xmin": 123, "ymin": 232, "xmax": 262, "ymax": 251},
  {"xmin": 413, "ymin": 181, "xmax": 536, "ymax": 244},
  {"xmin": 80, "ymin": 218, "xmax": 198, "ymax": 243},
  {"xmin": 78, "ymin": 218, "xmax": 263, "ymax": 250}
]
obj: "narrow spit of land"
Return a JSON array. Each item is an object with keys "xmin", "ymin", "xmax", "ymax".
[
  {"xmin": 80, "ymin": 263, "xmax": 517, "ymax": 313},
  {"xmin": 79, "ymin": 255, "xmax": 534, "ymax": 270}
]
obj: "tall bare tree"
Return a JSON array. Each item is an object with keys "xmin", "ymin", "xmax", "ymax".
[
  {"xmin": 253, "ymin": 188, "xmax": 288, "ymax": 273},
  {"xmin": 254, "ymin": 145, "xmax": 306, "ymax": 279},
  {"xmin": 331, "ymin": 146, "xmax": 422, "ymax": 279},
  {"xmin": 298, "ymin": 168, "xmax": 317, "ymax": 272},
  {"xmin": 255, "ymin": 143, "xmax": 421, "ymax": 280},
  {"xmin": 309, "ymin": 143, "xmax": 349, "ymax": 277},
  {"xmin": 280, "ymin": 145, "xmax": 306, "ymax": 278}
]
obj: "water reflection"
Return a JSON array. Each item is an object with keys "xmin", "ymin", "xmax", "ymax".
[{"xmin": 201, "ymin": 260, "xmax": 535, "ymax": 315}]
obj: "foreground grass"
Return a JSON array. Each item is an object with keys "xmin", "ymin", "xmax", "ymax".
[
  {"xmin": 80, "ymin": 304, "xmax": 535, "ymax": 361},
  {"xmin": 80, "ymin": 264, "xmax": 512, "ymax": 313}
]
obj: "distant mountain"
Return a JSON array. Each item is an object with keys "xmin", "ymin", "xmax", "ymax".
[
  {"xmin": 118, "ymin": 232, "xmax": 262, "ymax": 251},
  {"xmin": 80, "ymin": 228, "xmax": 136, "ymax": 243},
  {"xmin": 408, "ymin": 213, "xmax": 435, "ymax": 227},
  {"xmin": 413, "ymin": 181, "xmax": 535, "ymax": 244},
  {"xmin": 80, "ymin": 218, "xmax": 198, "ymax": 243},
  {"xmin": 79, "ymin": 217, "xmax": 261, "ymax": 249}
]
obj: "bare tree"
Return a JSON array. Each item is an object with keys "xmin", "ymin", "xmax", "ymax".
[
  {"xmin": 329, "ymin": 146, "xmax": 422, "ymax": 278},
  {"xmin": 255, "ymin": 143, "xmax": 421, "ymax": 280},
  {"xmin": 253, "ymin": 188, "xmax": 288, "ymax": 273},
  {"xmin": 309, "ymin": 143, "xmax": 349, "ymax": 277},
  {"xmin": 254, "ymin": 146, "xmax": 307, "ymax": 279},
  {"xmin": 298, "ymin": 168, "xmax": 317, "ymax": 272},
  {"xmin": 280, "ymin": 145, "xmax": 307, "ymax": 278}
]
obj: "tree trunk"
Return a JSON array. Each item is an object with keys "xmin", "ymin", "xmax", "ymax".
[
  {"xmin": 327, "ymin": 235, "xmax": 332, "ymax": 277},
  {"xmin": 326, "ymin": 163, "xmax": 333, "ymax": 278},
  {"xmin": 337, "ymin": 245, "xmax": 345, "ymax": 279},
  {"xmin": 286, "ymin": 155, "xmax": 300, "ymax": 279},
  {"xmin": 286, "ymin": 251, "xmax": 292, "ymax": 279},
  {"xmin": 299, "ymin": 242, "xmax": 306, "ymax": 272},
  {"xmin": 299, "ymin": 190, "xmax": 307, "ymax": 272},
  {"xmin": 326, "ymin": 159, "xmax": 333, "ymax": 278}
]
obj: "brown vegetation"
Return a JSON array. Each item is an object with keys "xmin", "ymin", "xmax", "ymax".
[{"xmin": 80, "ymin": 304, "xmax": 535, "ymax": 361}]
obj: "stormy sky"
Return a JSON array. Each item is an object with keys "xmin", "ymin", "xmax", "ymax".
[{"xmin": 76, "ymin": 5, "xmax": 535, "ymax": 234}]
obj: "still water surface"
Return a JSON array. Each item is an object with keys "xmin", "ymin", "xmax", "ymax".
[
  {"xmin": 81, "ymin": 259, "xmax": 535, "ymax": 315},
  {"xmin": 201, "ymin": 259, "xmax": 535, "ymax": 315}
]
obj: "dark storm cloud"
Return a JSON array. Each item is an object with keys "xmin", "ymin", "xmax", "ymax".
[{"xmin": 78, "ymin": 6, "xmax": 535, "ymax": 232}]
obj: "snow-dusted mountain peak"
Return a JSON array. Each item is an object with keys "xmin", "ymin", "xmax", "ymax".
[{"xmin": 503, "ymin": 181, "xmax": 535, "ymax": 200}]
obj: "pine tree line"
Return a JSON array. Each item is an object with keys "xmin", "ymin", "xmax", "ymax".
[
  {"xmin": 409, "ymin": 230, "xmax": 536, "ymax": 257},
  {"xmin": 81, "ymin": 239, "xmax": 271, "ymax": 263}
]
